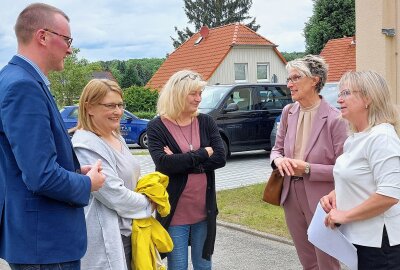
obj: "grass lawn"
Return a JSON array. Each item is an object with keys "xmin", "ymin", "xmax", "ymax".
[{"xmin": 217, "ymin": 183, "xmax": 291, "ymax": 239}]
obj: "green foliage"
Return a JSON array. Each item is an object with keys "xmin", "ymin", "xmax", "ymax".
[
  {"xmin": 97, "ymin": 58, "xmax": 164, "ymax": 88},
  {"xmin": 281, "ymin": 51, "xmax": 306, "ymax": 62},
  {"xmin": 133, "ymin": 111, "xmax": 157, "ymax": 120},
  {"xmin": 304, "ymin": 0, "xmax": 355, "ymax": 55},
  {"xmin": 172, "ymin": 0, "xmax": 260, "ymax": 48},
  {"xmin": 49, "ymin": 48, "xmax": 101, "ymax": 107},
  {"xmin": 123, "ymin": 85, "xmax": 158, "ymax": 113}
]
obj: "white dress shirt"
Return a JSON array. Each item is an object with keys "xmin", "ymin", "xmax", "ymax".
[{"xmin": 334, "ymin": 123, "xmax": 400, "ymax": 247}]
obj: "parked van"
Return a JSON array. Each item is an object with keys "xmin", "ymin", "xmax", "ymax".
[{"xmin": 198, "ymin": 83, "xmax": 292, "ymax": 157}]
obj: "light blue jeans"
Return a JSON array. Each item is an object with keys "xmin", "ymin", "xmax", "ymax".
[{"xmin": 167, "ymin": 220, "xmax": 212, "ymax": 270}]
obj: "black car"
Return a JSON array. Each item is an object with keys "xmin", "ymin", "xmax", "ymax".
[{"xmin": 198, "ymin": 83, "xmax": 292, "ymax": 157}]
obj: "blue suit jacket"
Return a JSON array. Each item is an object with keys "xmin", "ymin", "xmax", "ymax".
[{"xmin": 0, "ymin": 56, "xmax": 91, "ymax": 264}]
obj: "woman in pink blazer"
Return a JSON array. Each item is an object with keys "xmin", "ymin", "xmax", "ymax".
[{"xmin": 270, "ymin": 55, "xmax": 348, "ymax": 270}]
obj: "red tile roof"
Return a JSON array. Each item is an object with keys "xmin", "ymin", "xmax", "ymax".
[
  {"xmin": 146, "ymin": 23, "xmax": 286, "ymax": 90},
  {"xmin": 320, "ymin": 36, "xmax": 356, "ymax": 82}
]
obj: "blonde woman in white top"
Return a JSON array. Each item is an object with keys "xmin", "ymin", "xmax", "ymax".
[{"xmin": 321, "ymin": 71, "xmax": 400, "ymax": 270}]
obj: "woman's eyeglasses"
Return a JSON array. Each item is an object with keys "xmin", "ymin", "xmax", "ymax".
[
  {"xmin": 286, "ymin": 75, "xmax": 303, "ymax": 84},
  {"xmin": 43, "ymin": 28, "xmax": 73, "ymax": 48},
  {"xmin": 98, "ymin": 103, "xmax": 126, "ymax": 110},
  {"xmin": 181, "ymin": 73, "xmax": 201, "ymax": 81},
  {"xmin": 337, "ymin": 89, "xmax": 360, "ymax": 99}
]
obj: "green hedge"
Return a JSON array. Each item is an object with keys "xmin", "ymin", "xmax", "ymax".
[
  {"xmin": 134, "ymin": 111, "xmax": 157, "ymax": 120},
  {"xmin": 123, "ymin": 85, "xmax": 158, "ymax": 113}
]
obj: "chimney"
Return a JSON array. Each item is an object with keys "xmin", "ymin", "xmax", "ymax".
[
  {"xmin": 200, "ymin": 26, "xmax": 209, "ymax": 38},
  {"xmin": 195, "ymin": 26, "xmax": 209, "ymax": 45}
]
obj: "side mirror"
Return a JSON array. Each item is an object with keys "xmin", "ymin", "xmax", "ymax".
[{"xmin": 223, "ymin": 103, "xmax": 239, "ymax": 113}]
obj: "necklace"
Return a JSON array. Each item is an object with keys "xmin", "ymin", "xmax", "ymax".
[{"xmin": 175, "ymin": 118, "xmax": 193, "ymax": 151}]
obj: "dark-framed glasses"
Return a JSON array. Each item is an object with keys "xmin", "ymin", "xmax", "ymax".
[
  {"xmin": 43, "ymin": 28, "xmax": 73, "ymax": 48},
  {"xmin": 181, "ymin": 73, "xmax": 201, "ymax": 81},
  {"xmin": 98, "ymin": 102, "xmax": 126, "ymax": 110},
  {"xmin": 286, "ymin": 75, "xmax": 303, "ymax": 84}
]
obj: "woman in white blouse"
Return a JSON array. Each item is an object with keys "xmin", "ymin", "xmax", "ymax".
[{"xmin": 321, "ymin": 71, "xmax": 400, "ymax": 269}]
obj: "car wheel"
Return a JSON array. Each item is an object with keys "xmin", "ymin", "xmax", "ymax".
[
  {"xmin": 223, "ymin": 139, "xmax": 231, "ymax": 159},
  {"xmin": 139, "ymin": 132, "xmax": 148, "ymax": 149}
]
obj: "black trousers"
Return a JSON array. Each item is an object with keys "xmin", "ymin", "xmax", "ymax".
[{"xmin": 354, "ymin": 227, "xmax": 400, "ymax": 270}]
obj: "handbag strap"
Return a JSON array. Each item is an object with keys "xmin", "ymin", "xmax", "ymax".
[{"xmin": 282, "ymin": 103, "xmax": 294, "ymax": 136}]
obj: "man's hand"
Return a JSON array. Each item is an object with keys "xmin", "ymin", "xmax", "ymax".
[
  {"xmin": 80, "ymin": 165, "xmax": 92, "ymax": 175},
  {"xmin": 86, "ymin": 159, "xmax": 105, "ymax": 191}
]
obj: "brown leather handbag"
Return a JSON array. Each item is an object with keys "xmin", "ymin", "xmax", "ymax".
[
  {"xmin": 262, "ymin": 104, "xmax": 293, "ymax": 206},
  {"xmin": 262, "ymin": 169, "xmax": 284, "ymax": 206}
]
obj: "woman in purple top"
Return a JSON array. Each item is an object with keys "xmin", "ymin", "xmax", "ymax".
[{"xmin": 147, "ymin": 70, "xmax": 226, "ymax": 270}]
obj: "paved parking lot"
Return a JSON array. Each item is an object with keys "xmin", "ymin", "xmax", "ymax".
[{"xmin": 132, "ymin": 148, "xmax": 273, "ymax": 191}]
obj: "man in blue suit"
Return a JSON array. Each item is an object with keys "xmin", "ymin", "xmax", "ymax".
[{"xmin": 0, "ymin": 3, "xmax": 105, "ymax": 269}]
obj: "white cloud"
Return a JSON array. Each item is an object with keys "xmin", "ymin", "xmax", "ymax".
[{"xmin": 0, "ymin": 0, "xmax": 313, "ymax": 67}]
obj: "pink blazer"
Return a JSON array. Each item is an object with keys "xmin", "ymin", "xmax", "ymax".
[{"xmin": 270, "ymin": 98, "xmax": 348, "ymax": 212}]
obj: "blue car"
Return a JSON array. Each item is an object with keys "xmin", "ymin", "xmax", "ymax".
[{"xmin": 60, "ymin": 105, "xmax": 149, "ymax": 148}]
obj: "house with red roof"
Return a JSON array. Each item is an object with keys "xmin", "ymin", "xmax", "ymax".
[
  {"xmin": 146, "ymin": 23, "xmax": 287, "ymax": 90},
  {"xmin": 320, "ymin": 36, "xmax": 356, "ymax": 82}
]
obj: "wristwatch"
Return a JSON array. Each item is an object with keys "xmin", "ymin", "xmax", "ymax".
[{"xmin": 304, "ymin": 163, "xmax": 310, "ymax": 174}]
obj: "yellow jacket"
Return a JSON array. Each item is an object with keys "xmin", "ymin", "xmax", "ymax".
[{"xmin": 131, "ymin": 172, "xmax": 173, "ymax": 270}]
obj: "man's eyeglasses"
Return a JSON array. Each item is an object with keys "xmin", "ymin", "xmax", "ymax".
[
  {"xmin": 286, "ymin": 75, "xmax": 303, "ymax": 84},
  {"xmin": 98, "ymin": 103, "xmax": 126, "ymax": 110},
  {"xmin": 337, "ymin": 89, "xmax": 359, "ymax": 99},
  {"xmin": 43, "ymin": 28, "xmax": 73, "ymax": 48}
]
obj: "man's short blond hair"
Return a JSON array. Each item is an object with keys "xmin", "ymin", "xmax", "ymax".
[{"xmin": 15, "ymin": 3, "xmax": 69, "ymax": 44}]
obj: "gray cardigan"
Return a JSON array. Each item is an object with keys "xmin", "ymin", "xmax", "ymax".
[{"xmin": 72, "ymin": 130, "xmax": 151, "ymax": 270}]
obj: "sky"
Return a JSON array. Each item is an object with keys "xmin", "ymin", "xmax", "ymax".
[{"xmin": 0, "ymin": 0, "xmax": 313, "ymax": 67}]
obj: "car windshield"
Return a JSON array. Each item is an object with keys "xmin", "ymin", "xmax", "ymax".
[
  {"xmin": 199, "ymin": 85, "xmax": 232, "ymax": 109},
  {"xmin": 320, "ymin": 83, "xmax": 338, "ymax": 108}
]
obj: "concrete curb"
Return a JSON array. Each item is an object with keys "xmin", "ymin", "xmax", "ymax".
[{"xmin": 217, "ymin": 220, "xmax": 294, "ymax": 246}]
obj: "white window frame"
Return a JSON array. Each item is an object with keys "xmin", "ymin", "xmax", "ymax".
[
  {"xmin": 234, "ymin": 63, "xmax": 248, "ymax": 82},
  {"xmin": 257, "ymin": 63, "xmax": 270, "ymax": 82}
]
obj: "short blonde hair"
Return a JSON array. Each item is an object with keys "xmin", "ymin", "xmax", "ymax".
[
  {"xmin": 157, "ymin": 70, "xmax": 207, "ymax": 119},
  {"xmin": 339, "ymin": 71, "xmax": 400, "ymax": 136},
  {"xmin": 15, "ymin": 3, "xmax": 69, "ymax": 44},
  {"xmin": 76, "ymin": 79, "xmax": 123, "ymax": 135},
  {"xmin": 286, "ymin": 54, "xmax": 328, "ymax": 93}
]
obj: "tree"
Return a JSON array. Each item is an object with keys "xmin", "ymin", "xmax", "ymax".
[
  {"xmin": 172, "ymin": 0, "xmax": 260, "ymax": 48},
  {"xmin": 98, "ymin": 58, "xmax": 164, "ymax": 88},
  {"xmin": 49, "ymin": 48, "xmax": 101, "ymax": 107},
  {"xmin": 304, "ymin": 0, "xmax": 355, "ymax": 55},
  {"xmin": 281, "ymin": 51, "xmax": 306, "ymax": 62}
]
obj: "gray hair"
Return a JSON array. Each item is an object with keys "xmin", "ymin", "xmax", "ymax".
[{"xmin": 286, "ymin": 54, "xmax": 328, "ymax": 93}]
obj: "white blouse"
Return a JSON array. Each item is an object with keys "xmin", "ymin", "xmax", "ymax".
[{"xmin": 334, "ymin": 123, "xmax": 400, "ymax": 247}]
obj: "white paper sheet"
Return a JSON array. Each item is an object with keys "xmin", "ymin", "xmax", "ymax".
[{"xmin": 307, "ymin": 204, "xmax": 358, "ymax": 270}]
